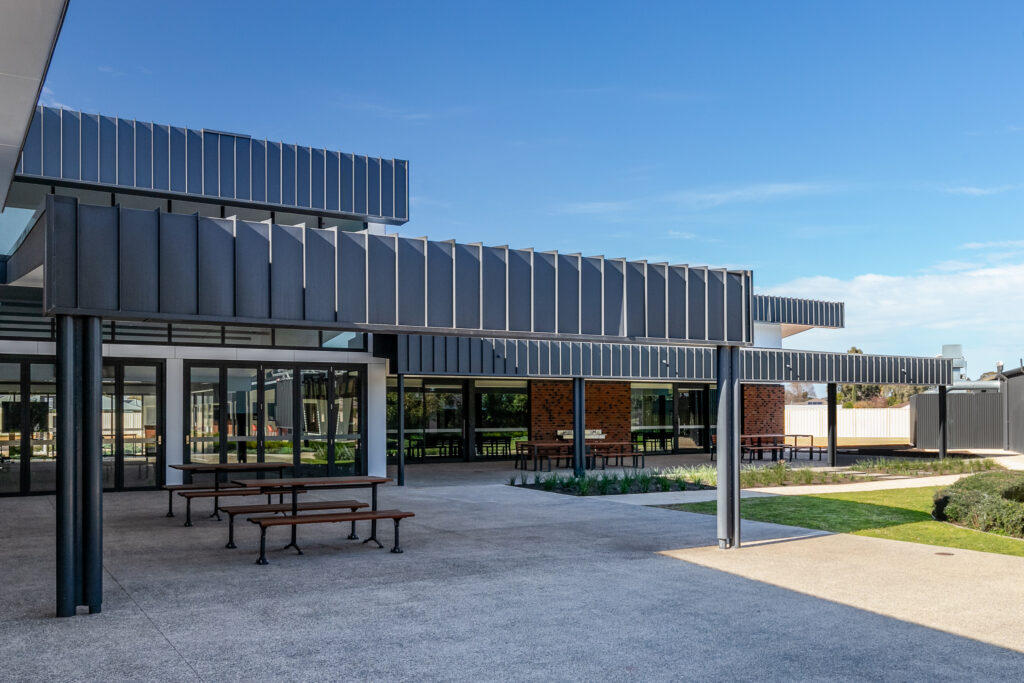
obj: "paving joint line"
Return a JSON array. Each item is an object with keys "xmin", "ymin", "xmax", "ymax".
[{"xmin": 105, "ymin": 568, "xmax": 205, "ymax": 682}]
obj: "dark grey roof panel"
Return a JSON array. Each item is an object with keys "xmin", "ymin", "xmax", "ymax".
[
  {"xmin": 17, "ymin": 106, "xmax": 410, "ymax": 225},
  {"xmin": 394, "ymin": 334, "xmax": 950, "ymax": 385},
  {"xmin": 41, "ymin": 197, "xmax": 752, "ymax": 345},
  {"xmin": 753, "ymin": 294, "xmax": 844, "ymax": 329},
  {"xmin": 741, "ymin": 348, "xmax": 950, "ymax": 385},
  {"xmin": 395, "ymin": 334, "xmax": 717, "ymax": 380}
]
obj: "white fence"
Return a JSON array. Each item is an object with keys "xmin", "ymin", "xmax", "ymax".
[{"xmin": 784, "ymin": 405, "xmax": 910, "ymax": 442}]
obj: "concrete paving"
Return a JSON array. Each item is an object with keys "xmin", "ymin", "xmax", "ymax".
[
  {"xmin": 2, "ymin": 483, "xmax": 1024, "ymax": 681},
  {"xmin": 663, "ymin": 532, "xmax": 1024, "ymax": 654}
]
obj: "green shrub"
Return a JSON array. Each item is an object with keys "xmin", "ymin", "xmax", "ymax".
[
  {"xmin": 597, "ymin": 474, "xmax": 616, "ymax": 495},
  {"xmin": 935, "ymin": 471, "xmax": 1024, "ymax": 537},
  {"xmin": 637, "ymin": 472, "xmax": 652, "ymax": 493},
  {"xmin": 656, "ymin": 475, "xmax": 673, "ymax": 492},
  {"xmin": 577, "ymin": 475, "xmax": 595, "ymax": 496}
]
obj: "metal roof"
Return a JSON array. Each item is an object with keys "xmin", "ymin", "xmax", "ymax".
[
  {"xmin": 394, "ymin": 333, "xmax": 951, "ymax": 385},
  {"xmin": 35, "ymin": 196, "xmax": 753, "ymax": 346},
  {"xmin": 753, "ymin": 294, "xmax": 843, "ymax": 329},
  {"xmin": 14, "ymin": 106, "xmax": 409, "ymax": 224},
  {"xmin": 0, "ymin": 2, "xmax": 67, "ymax": 208}
]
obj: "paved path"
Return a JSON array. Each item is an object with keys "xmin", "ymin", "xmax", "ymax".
[
  {"xmin": 663, "ymin": 532, "xmax": 1024, "ymax": 654},
  {"xmin": 600, "ymin": 489, "xmax": 774, "ymax": 505},
  {"xmin": 3, "ymin": 485, "xmax": 1023, "ymax": 680}
]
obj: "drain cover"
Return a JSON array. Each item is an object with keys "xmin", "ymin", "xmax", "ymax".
[{"xmin": 935, "ymin": 552, "xmax": 954, "ymax": 556}]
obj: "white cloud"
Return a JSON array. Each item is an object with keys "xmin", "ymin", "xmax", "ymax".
[
  {"xmin": 666, "ymin": 229, "xmax": 697, "ymax": 239},
  {"xmin": 943, "ymin": 184, "xmax": 1020, "ymax": 196},
  {"xmin": 765, "ymin": 262, "xmax": 1024, "ymax": 374},
  {"xmin": 554, "ymin": 200, "xmax": 631, "ymax": 215},
  {"xmin": 667, "ymin": 182, "xmax": 836, "ymax": 209},
  {"xmin": 961, "ymin": 239, "xmax": 1024, "ymax": 250},
  {"xmin": 38, "ymin": 86, "xmax": 69, "ymax": 109}
]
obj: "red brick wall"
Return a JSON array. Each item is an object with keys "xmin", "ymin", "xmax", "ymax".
[
  {"xmin": 742, "ymin": 384, "xmax": 784, "ymax": 434},
  {"xmin": 529, "ymin": 380, "xmax": 631, "ymax": 443}
]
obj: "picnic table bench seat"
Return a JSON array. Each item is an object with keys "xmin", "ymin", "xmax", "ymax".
[
  {"xmin": 163, "ymin": 482, "xmax": 242, "ymax": 518},
  {"xmin": 177, "ymin": 488, "xmax": 299, "ymax": 527},
  {"xmin": 218, "ymin": 499, "xmax": 369, "ymax": 549},
  {"xmin": 248, "ymin": 509, "xmax": 415, "ymax": 563}
]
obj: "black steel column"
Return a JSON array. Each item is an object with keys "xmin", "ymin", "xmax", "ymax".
[
  {"xmin": 55, "ymin": 316, "xmax": 79, "ymax": 617},
  {"xmin": 81, "ymin": 317, "xmax": 103, "ymax": 614},
  {"xmin": 827, "ymin": 383, "xmax": 837, "ymax": 467},
  {"xmin": 572, "ymin": 377, "xmax": 586, "ymax": 477},
  {"xmin": 396, "ymin": 374, "xmax": 405, "ymax": 486},
  {"xmin": 938, "ymin": 384, "xmax": 948, "ymax": 459},
  {"xmin": 716, "ymin": 346, "xmax": 741, "ymax": 549},
  {"xmin": 730, "ymin": 347, "xmax": 741, "ymax": 547}
]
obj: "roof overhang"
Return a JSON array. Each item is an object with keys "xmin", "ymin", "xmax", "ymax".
[
  {"xmin": 392, "ymin": 334, "xmax": 951, "ymax": 385},
  {"xmin": 26, "ymin": 196, "xmax": 755, "ymax": 346},
  {"xmin": 0, "ymin": 0, "xmax": 68, "ymax": 208}
]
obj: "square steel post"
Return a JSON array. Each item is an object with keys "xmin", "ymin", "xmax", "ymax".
[
  {"xmin": 82, "ymin": 317, "xmax": 103, "ymax": 614},
  {"xmin": 731, "ymin": 348, "xmax": 742, "ymax": 546},
  {"xmin": 827, "ymin": 383, "xmax": 837, "ymax": 467},
  {"xmin": 572, "ymin": 377, "xmax": 586, "ymax": 478},
  {"xmin": 55, "ymin": 315, "xmax": 79, "ymax": 617},
  {"xmin": 716, "ymin": 346, "xmax": 741, "ymax": 549},
  {"xmin": 396, "ymin": 374, "xmax": 405, "ymax": 486},
  {"xmin": 938, "ymin": 384, "xmax": 948, "ymax": 459}
]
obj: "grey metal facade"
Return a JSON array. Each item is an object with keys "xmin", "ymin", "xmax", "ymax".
[
  {"xmin": 911, "ymin": 391, "xmax": 1003, "ymax": 450},
  {"xmin": 753, "ymin": 294, "xmax": 843, "ymax": 328},
  {"xmin": 17, "ymin": 106, "xmax": 409, "ymax": 224},
  {"xmin": 742, "ymin": 348, "xmax": 949, "ymax": 385},
  {"xmin": 394, "ymin": 333, "xmax": 951, "ymax": 384},
  {"xmin": 396, "ymin": 334, "xmax": 716, "ymax": 380},
  {"xmin": 38, "ymin": 196, "xmax": 753, "ymax": 345},
  {"xmin": 1008, "ymin": 373, "xmax": 1024, "ymax": 453}
]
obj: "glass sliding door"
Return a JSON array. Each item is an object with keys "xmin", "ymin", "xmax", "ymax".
[
  {"xmin": 0, "ymin": 357, "xmax": 163, "ymax": 495},
  {"xmin": 630, "ymin": 383, "xmax": 673, "ymax": 453},
  {"xmin": 674, "ymin": 386, "xmax": 699, "ymax": 450},
  {"xmin": 102, "ymin": 366, "xmax": 117, "ymax": 488},
  {"xmin": 299, "ymin": 369, "xmax": 330, "ymax": 472},
  {"xmin": 121, "ymin": 365, "xmax": 160, "ymax": 488},
  {"xmin": 28, "ymin": 364, "xmax": 57, "ymax": 492},
  {"xmin": 188, "ymin": 366, "xmax": 221, "ymax": 464},
  {"xmin": 185, "ymin": 362, "xmax": 364, "ymax": 476},
  {"xmin": 262, "ymin": 368, "xmax": 295, "ymax": 465},
  {"xmin": 225, "ymin": 367, "xmax": 259, "ymax": 463},
  {"xmin": 332, "ymin": 369, "xmax": 361, "ymax": 475},
  {"xmin": 474, "ymin": 380, "xmax": 528, "ymax": 460},
  {"xmin": 0, "ymin": 363, "xmax": 21, "ymax": 494}
]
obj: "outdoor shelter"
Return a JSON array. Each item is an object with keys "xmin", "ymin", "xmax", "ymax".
[{"xmin": 0, "ymin": 5, "xmax": 954, "ymax": 617}]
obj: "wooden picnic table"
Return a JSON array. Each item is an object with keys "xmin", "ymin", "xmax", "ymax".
[
  {"xmin": 171, "ymin": 462, "xmax": 290, "ymax": 491},
  {"xmin": 231, "ymin": 476, "xmax": 392, "ymax": 551},
  {"xmin": 517, "ymin": 440, "xmax": 634, "ymax": 471},
  {"xmin": 740, "ymin": 434, "xmax": 815, "ymax": 461}
]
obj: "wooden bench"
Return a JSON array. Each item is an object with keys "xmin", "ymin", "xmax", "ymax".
[
  {"xmin": 248, "ymin": 509, "xmax": 415, "ymax": 564},
  {"xmin": 163, "ymin": 482, "xmax": 242, "ymax": 518},
  {"xmin": 742, "ymin": 444, "xmax": 787, "ymax": 462},
  {"xmin": 218, "ymin": 499, "xmax": 369, "ymax": 549},
  {"xmin": 178, "ymin": 488, "xmax": 299, "ymax": 527},
  {"xmin": 593, "ymin": 449, "xmax": 645, "ymax": 470}
]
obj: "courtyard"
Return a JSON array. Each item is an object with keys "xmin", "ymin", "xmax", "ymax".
[{"xmin": 3, "ymin": 471, "xmax": 1024, "ymax": 681}]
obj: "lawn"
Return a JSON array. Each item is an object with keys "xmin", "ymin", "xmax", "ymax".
[{"xmin": 670, "ymin": 486, "xmax": 1024, "ymax": 558}]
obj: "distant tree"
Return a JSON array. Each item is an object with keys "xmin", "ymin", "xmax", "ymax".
[
  {"xmin": 837, "ymin": 346, "xmax": 883, "ymax": 408},
  {"xmin": 785, "ymin": 382, "xmax": 817, "ymax": 404}
]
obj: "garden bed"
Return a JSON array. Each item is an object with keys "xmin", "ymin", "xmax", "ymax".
[
  {"xmin": 933, "ymin": 470, "xmax": 1024, "ymax": 538},
  {"xmin": 507, "ymin": 458, "xmax": 1003, "ymax": 496}
]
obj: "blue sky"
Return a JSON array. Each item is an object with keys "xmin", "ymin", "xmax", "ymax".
[{"xmin": 39, "ymin": 1, "xmax": 1024, "ymax": 375}]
